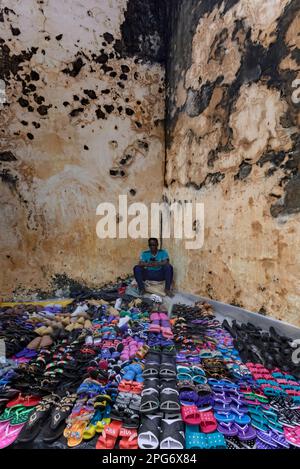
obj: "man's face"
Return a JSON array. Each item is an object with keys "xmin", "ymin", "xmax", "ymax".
[{"xmin": 149, "ymin": 240, "xmax": 158, "ymax": 254}]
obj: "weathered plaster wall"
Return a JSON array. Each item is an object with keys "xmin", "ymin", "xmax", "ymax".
[
  {"xmin": 0, "ymin": 0, "xmax": 165, "ymax": 298},
  {"xmin": 165, "ymin": 0, "xmax": 300, "ymax": 325}
]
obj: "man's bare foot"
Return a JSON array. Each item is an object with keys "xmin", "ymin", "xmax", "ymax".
[{"xmin": 165, "ymin": 289, "xmax": 174, "ymax": 297}]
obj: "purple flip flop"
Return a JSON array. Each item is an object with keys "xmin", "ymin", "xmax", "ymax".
[
  {"xmin": 233, "ymin": 423, "xmax": 257, "ymax": 441},
  {"xmin": 217, "ymin": 421, "xmax": 238, "ymax": 437},
  {"xmin": 256, "ymin": 439, "xmax": 273, "ymax": 450},
  {"xmin": 256, "ymin": 430, "xmax": 279, "ymax": 449}
]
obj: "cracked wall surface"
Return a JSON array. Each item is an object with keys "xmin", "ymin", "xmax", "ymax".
[
  {"xmin": 0, "ymin": 0, "xmax": 165, "ymax": 298},
  {"xmin": 165, "ymin": 0, "xmax": 300, "ymax": 325}
]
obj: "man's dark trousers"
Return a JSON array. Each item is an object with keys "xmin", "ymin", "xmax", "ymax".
[{"xmin": 133, "ymin": 264, "xmax": 173, "ymax": 291}]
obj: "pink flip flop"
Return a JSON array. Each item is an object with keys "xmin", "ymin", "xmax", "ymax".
[
  {"xmin": 0, "ymin": 423, "xmax": 25, "ymax": 449},
  {"xmin": 159, "ymin": 313, "xmax": 169, "ymax": 320},
  {"xmin": 150, "ymin": 313, "xmax": 160, "ymax": 321},
  {"xmin": 284, "ymin": 426, "xmax": 300, "ymax": 447}
]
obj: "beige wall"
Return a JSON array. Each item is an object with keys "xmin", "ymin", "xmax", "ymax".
[
  {"xmin": 0, "ymin": 0, "xmax": 165, "ymax": 298},
  {"xmin": 165, "ymin": 0, "xmax": 300, "ymax": 325}
]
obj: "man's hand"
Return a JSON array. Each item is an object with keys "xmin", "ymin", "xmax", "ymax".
[{"xmin": 139, "ymin": 259, "xmax": 169, "ymax": 268}]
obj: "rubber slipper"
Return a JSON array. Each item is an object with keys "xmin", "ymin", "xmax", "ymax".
[
  {"xmin": 138, "ymin": 415, "xmax": 160, "ymax": 449},
  {"xmin": 206, "ymin": 431, "xmax": 227, "ymax": 449},
  {"xmin": 42, "ymin": 394, "xmax": 77, "ymax": 443},
  {"xmin": 67, "ymin": 420, "xmax": 88, "ymax": 447},
  {"xmin": 119, "ymin": 427, "xmax": 138, "ymax": 449},
  {"xmin": 185, "ymin": 425, "xmax": 208, "ymax": 449},
  {"xmin": 96, "ymin": 420, "xmax": 122, "ymax": 449},
  {"xmin": 217, "ymin": 421, "xmax": 238, "ymax": 436},
  {"xmin": 199, "ymin": 410, "xmax": 217, "ymax": 433},
  {"xmin": 214, "ymin": 411, "xmax": 235, "ymax": 423},
  {"xmin": 181, "ymin": 405, "xmax": 202, "ymax": 425},
  {"xmin": 256, "ymin": 430, "xmax": 279, "ymax": 448},
  {"xmin": 10, "ymin": 406, "xmax": 34, "ymax": 426},
  {"xmin": 160, "ymin": 418, "xmax": 185, "ymax": 449},
  {"xmin": 0, "ymin": 423, "xmax": 25, "ymax": 449},
  {"xmin": 233, "ymin": 423, "xmax": 257, "ymax": 441}
]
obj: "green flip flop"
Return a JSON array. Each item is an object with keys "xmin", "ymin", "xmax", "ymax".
[
  {"xmin": 10, "ymin": 406, "xmax": 34, "ymax": 426},
  {"xmin": 0, "ymin": 405, "xmax": 22, "ymax": 422}
]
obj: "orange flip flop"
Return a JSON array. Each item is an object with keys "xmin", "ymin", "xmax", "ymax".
[{"xmin": 67, "ymin": 420, "xmax": 88, "ymax": 447}]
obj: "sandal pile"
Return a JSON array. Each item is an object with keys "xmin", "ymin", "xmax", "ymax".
[{"xmin": 0, "ymin": 290, "xmax": 299, "ymax": 450}]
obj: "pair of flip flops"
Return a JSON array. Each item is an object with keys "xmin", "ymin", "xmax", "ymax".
[
  {"xmin": 185, "ymin": 425, "xmax": 226, "ymax": 449},
  {"xmin": 217, "ymin": 421, "xmax": 256, "ymax": 440}
]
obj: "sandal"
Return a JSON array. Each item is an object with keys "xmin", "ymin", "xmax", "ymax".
[
  {"xmin": 181, "ymin": 405, "xmax": 202, "ymax": 424},
  {"xmin": 199, "ymin": 410, "xmax": 217, "ymax": 433},
  {"xmin": 96, "ymin": 420, "xmax": 122, "ymax": 449},
  {"xmin": 160, "ymin": 418, "xmax": 185, "ymax": 449},
  {"xmin": 138, "ymin": 415, "xmax": 160, "ymax": 449}
]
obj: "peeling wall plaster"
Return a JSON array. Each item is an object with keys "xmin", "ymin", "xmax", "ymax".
[
  {"xmin": 0, "ymin": 0, "xmax": 165, "ymax": 298},
  {"xmin": 165, "ymin": 0, "xmax": 300, "ymax": 325}
]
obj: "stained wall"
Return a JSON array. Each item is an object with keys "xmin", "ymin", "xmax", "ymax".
[
  {"xmin": 0, "ymin": 0, "xmax": 165, "ymax": 297},
  {"xmin": 164, "ymin": 0, "xmax": 300, "ymax": 325}
]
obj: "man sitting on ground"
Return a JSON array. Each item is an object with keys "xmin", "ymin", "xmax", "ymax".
[{"xmin": 133, "ymin": 238, "xmax": 174, "ymax": 297}]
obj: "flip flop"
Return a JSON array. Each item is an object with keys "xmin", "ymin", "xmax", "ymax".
[
  {"xmin": 15, "ymin": 399, "xmax": 54, "ymax": 443},
  {"xmin": 0, "ymin": 423, "xmax": 25, "ymax": 449},
  {"xmin": 67, "ymin": 420, "xmax": 88, "ymax": 447},
  {"xmin": 10, "ymin": 406, "xmax": 34, "ymax": 426},
  {"xmin": 217, "ymin": 421, "xmax": 238, "ymax": 437},
  {"xmin": 256, "ymin": 430, "xmax": 279, "ymax": 449},
  {"xmin": 233, "ymin": 423, "xmax": 257, "ymax": 441},
  {"xmin": 214, "ymin": 411, "xmax": 235, "ymax": 423},
  {"xmin": 42, "ymin": 394, "xmax": 77, "ymax": 443},
  {"xmin": 284, "ymin": 427, "xmax": 300, "ymax": 448}
]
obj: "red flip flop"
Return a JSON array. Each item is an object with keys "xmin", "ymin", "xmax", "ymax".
[
  {"xmin": 7, "ymin": 395, "xmax": 41, "ymax": 408},
  {"xmin": 130, "ymin": 382, "xmax": 144, "ymax": 394},
  {"xmin": 118, "ymin": 380, "xmax": 133, "ymax": 392},
  {"xmin": 96, "ymin": 420, "xmax": 122, "ymax": 449},
  {"xmin": 119, "ymin": 427, "xmax": 138, "ymax": 449}
]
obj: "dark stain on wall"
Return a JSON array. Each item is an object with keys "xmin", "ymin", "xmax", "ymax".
[
  {"xmin": 0, "ymin": 151, "xmax": 17, "ymax": 161},
  {"xmin": 234, "ymin": 161, "xmax": 252, "ymax": 181},
  {"xmin": 114, "ymin": 0, "xmax": 167, "ymax": 64},
  {"xmin": 0, "ymin": 44, "xmax": 36, "ymax": 82}
]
